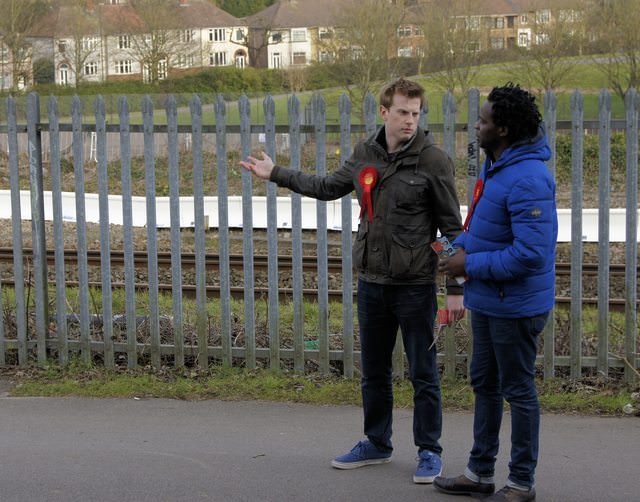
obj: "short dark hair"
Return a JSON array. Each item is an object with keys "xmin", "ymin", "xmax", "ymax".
[
  {"xmin": 487, "ymin": 83, "xmax": 541, "ymax": 143},
  {"xmin": 379, "ymin": 77, "xmax": 425, "ymax": 109}
]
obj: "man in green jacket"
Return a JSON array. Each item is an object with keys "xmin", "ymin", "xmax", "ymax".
[{"xmin": 241, "ymin": 78, "xmax": 464, "ymax": 484}]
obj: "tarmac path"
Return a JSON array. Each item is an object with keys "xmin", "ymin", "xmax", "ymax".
[{"xmin": 0, "ymin": 397, "xmax": 638, "ymax": 502}]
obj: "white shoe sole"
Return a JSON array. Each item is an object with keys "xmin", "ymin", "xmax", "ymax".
[{"xmin": 331, "ymin": 458, "xmax": 391, "ymax": 470}]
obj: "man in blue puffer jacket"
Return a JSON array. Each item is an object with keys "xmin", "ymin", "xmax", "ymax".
[{"xmin": 434, "ymin": 83, "xmax": 557, "ymax": 502}]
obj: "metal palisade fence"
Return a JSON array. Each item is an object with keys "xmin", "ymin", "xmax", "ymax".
[{"xmin": 0, "ymin": 89, "xmax": 638, "ymax": 381}]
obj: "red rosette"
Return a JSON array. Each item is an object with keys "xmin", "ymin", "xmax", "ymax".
[{"xmin": 358, "ymin": 167, "xmax": 378, "ymax": 222}]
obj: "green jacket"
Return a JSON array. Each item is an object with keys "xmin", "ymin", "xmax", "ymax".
[{"xmin": 270, "ymin": 126, "xmax": 463, "ymax": 293}]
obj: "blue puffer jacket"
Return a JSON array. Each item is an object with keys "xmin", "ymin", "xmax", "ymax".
[{"xmin": 454, "ymin": 128, "xmax": 557, "ymax": 318}]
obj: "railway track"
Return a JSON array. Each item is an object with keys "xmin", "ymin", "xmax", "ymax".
[{"xmin": 0, "ymin": 247, "xmax": 637, "ymax": 306}]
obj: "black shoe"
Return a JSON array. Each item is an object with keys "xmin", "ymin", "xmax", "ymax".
[
  {"xmin": 484, "ymin": 486, "xmax": 536, "ymax": 502},
  {"xmin": 433, "ymin": 474, "xmax": 496, "ymax": 497}
]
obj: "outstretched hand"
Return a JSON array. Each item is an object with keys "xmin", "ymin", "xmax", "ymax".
[{"xmin": 239, "ymin": 152, "xmax": 274, "ymax": 181}]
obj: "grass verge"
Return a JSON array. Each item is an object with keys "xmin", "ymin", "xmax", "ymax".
[{"xmin": 2, "ymin": 363, "xmax": 637, "ymax": 417}]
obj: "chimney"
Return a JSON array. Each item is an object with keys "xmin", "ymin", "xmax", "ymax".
[{"xmin": 86, "ymin": 0, "xmax": 94, "ymax": 11}]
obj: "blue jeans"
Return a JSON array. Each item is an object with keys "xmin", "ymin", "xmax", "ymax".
[
  {"xmin": 357, "ymin": 279, "xmax": 441, "ymax": 454},
  {"xmin": 467, "ymin": 311, "xmax": 549, "ymax": 489}
]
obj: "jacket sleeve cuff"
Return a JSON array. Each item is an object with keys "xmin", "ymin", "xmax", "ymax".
[
  {"xmin": 445, "ymin": 280, "xmax": 463, "ymax": 296},
  {"xmin": 269, "ymin": 164, "xmax": 282, "ymax": 182}
]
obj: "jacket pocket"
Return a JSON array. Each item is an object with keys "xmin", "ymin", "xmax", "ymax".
[
  {"xmin": 389, "ymin": 232, "xmax": 431, "ymax": 279},
  {"xmin": 352, "ymin": 224, "xmax": 367, "ymax": 270}
]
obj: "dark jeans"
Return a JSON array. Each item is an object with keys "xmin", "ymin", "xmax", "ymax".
[
  {"xmin": 467, "ymin": 311, "xmax": 549, "ymax": 489},
  {"xmin": 357, "ymin": 279, "xmax": 441, "ymax": 454}
]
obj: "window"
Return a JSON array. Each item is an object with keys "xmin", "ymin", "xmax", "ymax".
[
  {"xmin": 209, "ymin": 28, "xmax": 225, "ymax": 42},
  {"xmin": 536, "ymin": 33, "xmax": 550, "ymax": 44},
  {"xmin": 84, "ymin": 61, "xmax": 98, "ymax": 75},
  {"xmin": 397, "ymin": 26, "xmax": 412, "ymax": 37},
  {"xmin": 397, "ymin": 46, "xmax": 412, "ymax": 57},
  {"xmin": 58, "ymin": 40, "xmax": 67, "ymax": 53},
  {"xmin": 271, "ymin": 32, "xmax": 282, "ymax": 43},
  {"xmin": 520, "ymin": 14, "xmax": 528, "ymax": 23},
  {"xmin": 319, "ymin": 28, "xmax": 333, "ymax": 40},
  {"xmin": 414, "ymin": 27, "xmax": 424, "ymax": 36},
  {"xmin": 536, "ymin": 9, "xmax": 551, "ymax": 24},
  {"xmin": 271, "ymin": 52, "xmax": 281, "ymax": 68},
  {"xmin": 115, "ymin": 59, "xmax": 133, "ymax": 74},
  {"xmin": 493, "ymin": 17, "xmax": 504, "ymax": 29},
  {"xmin": 82, "ymin": 37, "xmax": 99, "ymax": 51},
  {"xmin": 209, "ymin": 51, "xmax": 227, "ymax": 66},
  {"xmin": 518, "ymin": 32, "xmax": 530, "ymax": 47},
  {"xmin": 235, "ymin": 29, "xmax": 245, "ymax": 42},
  {"xmin": 118, "ymin": 35, "xmax": 130, "ymax": 49},
  {"xmin": 179, "ymin": 30, "xmax": 194, "ymax": 43},
  {"xmin": 319, "ymin": 50, "xmax": 332, "ymax": 62},
  {"xmin": 235, "ymin": 53, "xmax": 246, "ymax": 68},
  {"xmin": 176, "ymin": 54, "xmax": 194, "ymax": 67},
  {"xmin": 467, "ymin": 16, "xmax": 480, "ymax": 30},
  {"xmin": 291, "ymin": 29, "xmax": 306, "ymax": 42},
  {"xmin": 59, "ymin": 63, "xmax": 69, "ymax": 85},
  {"xmin": 490, "ymin": 37, "xmax": 504, "ymax": 49},
  {"xmin": 466, "ymin": 41, "xmax": 480, "ymax": 52},
  {"xmin": 292, "ymin": 52, "xmax": 306, "ymax": 65},
  {"xmin": 507, "ymin": 16, "xmax": 515, "ymax": 28}
]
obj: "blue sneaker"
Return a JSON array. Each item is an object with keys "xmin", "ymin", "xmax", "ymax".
[
  {"xmin": 413, "ymin": 450, "xmax": 442, "ymax": 484},
  {"xmin": 331, "ymin": 440, "xmax": 391, "ymax": 469}
]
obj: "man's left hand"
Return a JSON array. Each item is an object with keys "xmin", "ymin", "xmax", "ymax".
[
  {"xmin": 445, "ymin": 295, "xmax": 465, "ymax": 324},
  {"xmin": 438, "ymin": 248, "xmax": 466, "ymax": 278}
]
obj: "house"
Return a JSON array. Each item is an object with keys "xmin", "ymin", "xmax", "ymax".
[
  {"xmin": 27, "ymin": 0, "xmax": 249, "ymax": 86},
  {"xmin": 244, "ymin": 0, "xmax": 347, "ymax": 70}
]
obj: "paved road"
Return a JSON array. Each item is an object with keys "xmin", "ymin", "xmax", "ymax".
[{"xmin": 0, "ymin": 396, "xmax": 638, "ymax": 502}]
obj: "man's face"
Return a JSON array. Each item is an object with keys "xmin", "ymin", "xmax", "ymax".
[
  {"xmin": 380, "ymin": 93, "xmax": 422, "ymax": 148},
  {"xmin": 475, "ymin": 100, "xmax": 504, "ymax": 153}
]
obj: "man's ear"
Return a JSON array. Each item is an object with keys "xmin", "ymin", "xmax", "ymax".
[
  {"xmin": 379, "ymin": 105, "xmax": 389, "ymax": 121},
  {"xmin": 498, "ymin": 125, "xmax": 509, "ymax": 139}
]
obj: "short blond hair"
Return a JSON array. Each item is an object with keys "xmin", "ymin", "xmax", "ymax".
[{"xmin": 379, "ymin": 78, "xmax": 425, "ymax": 109}]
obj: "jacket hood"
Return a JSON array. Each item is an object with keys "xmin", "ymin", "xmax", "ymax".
[{"xmin": 486, "ymin": 125, "xmax": 551, "ymax": 175}]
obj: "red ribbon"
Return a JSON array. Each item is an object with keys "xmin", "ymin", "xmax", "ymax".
[
  {"xmin": 358, "ymin": 167, "xmax": 378, "ymax": 222},
  {"xmin": 463, "ymin": 178, "xmax": 484, "ymax": 231}
]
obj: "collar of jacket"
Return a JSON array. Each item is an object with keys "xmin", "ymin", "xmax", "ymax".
[
  {"xmin": 484, "ymin": 124, "xmax": 551, "ymax": 177},
  {"xmin": 366, "ymin": 125, "xmax": 434, "ymax": 161}
]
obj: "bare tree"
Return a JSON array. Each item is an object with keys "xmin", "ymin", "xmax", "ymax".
[
  {"xmin": 0, "ymin": 0, "xmax": 48, "ymax": 90},
  {"xmin": 316, "ymin": 0, "xmax": 407, "ymax": 119},
  {"xmin": 589, "ymin": 0, "xmax": 640, "ymax": 100},
  {"xmin": 419, "ymin": 0, "xmax": 484, "ymax": 100},
  {"xmin": 124, "ymin": 0, "xmax": 199, "ymax": 84},
  {"xmin": 63, "ymin": 2, "xmax": 101, "ymax": 87},
  {"xmin": 506, "ymin": 1, "xmax": 587, "ymax": 93}
]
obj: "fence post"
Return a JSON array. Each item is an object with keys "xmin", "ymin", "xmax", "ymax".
[
  {"xmin": 27, "ymin": 93, "xmax": 48, "ymax": 365},
  {"xmin": 239, "ymin": 94, "xmax": 256, "ymax": 370},
  {"xmin": 570, "ymin": 90, "xmax": 584, "ymax": 379},
  {"xmin": 364, "ymin": 93, "xmax": 377, "ymax": 136},
  {"xmin": 215, "ymin": 94, "xmax": 232, "ymax": 366},
  {"xmin": 72, "ymin": 96, "xmax": 91, "ymax": 363},
  {"xmin": 543, "ymin": 90, "xmax": 557, "ymax": 379},
  {"xmin": 339, "ymin": 93, "xmax": 355, "ymax": 378},
  {"xmin": 264, "ymin": 95, "xmax": 280, "ymax": 370},
  {"xmin": 142, "ymin": 95, "xmax": 161, "ymax": 368},
  {"xmin": 597, "ymin": 89, "xmax": 611, "ymax": 376},
  {"xmin": 0, "ymin": 280, "xmax": 4, "ymax": 365},
  {"xmin": 95, "ymin": 96, "xmax": 114, "ymax": 368},
  {"xmin": 443, "ymin": 92, "xmax": 456, "ymax": 161},
  {"xmin": 312, "ymin": 93, "xmax": 330, "ymax": 374},
  {"xmin": 48, "ymin": 96, "xmax": 68, "ymax": 365},
  {"xmin": 166, "ymin": 95, "xmax": 184, "ymax": 368},
  {"xmin": 467, "ymin": 88, "xmax": 480, "ymax": 205},
  {"xmin": 624, "ymin": 88, "xmax": 639, "ymax": 383},
  {"xmin": 190, "ymin": 95, "xmax": 207, "ymax": 370},
  {"xmin": 7, "ymin": 98, "xmax": 27, "ymax": 365},
  {"xmin": 288, "ymin": 95, "xmax": 304, "ymax": 372},
  {"xmin": 119, "ymin": 97, "xmax": 137, "ymax": 369}
]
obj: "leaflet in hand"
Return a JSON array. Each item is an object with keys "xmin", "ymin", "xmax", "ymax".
[{"xmin": 431, "ymin": 236, "xmax": 465, "ymax": 285}]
